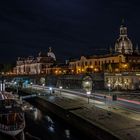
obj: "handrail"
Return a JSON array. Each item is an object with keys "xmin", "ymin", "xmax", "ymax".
[{"xmin": 0, "ymin": 121, "xmax": 25, "ymax": 131}]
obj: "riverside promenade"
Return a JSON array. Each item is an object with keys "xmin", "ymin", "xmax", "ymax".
[{"xmin": 23, "ymin": 88, "xmax": 140, "ymax": 140}]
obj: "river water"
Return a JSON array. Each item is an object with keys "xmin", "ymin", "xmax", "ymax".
[{"xmin": 0, "ymin": 99, "xmax": 96, "ymax": 140}]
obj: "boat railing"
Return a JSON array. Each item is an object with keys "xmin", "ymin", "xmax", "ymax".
[{"xmin": 0, "ymin": 122, "xmax": 25, "ymax": 131}]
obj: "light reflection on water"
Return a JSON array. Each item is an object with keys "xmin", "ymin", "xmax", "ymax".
[
  {"xmin": 0, "ymin": 102, "xmax": 95, "ymax": 140},
  {"xmin": 26, "ymin": 106, "xmax": 73, "ymax": 140}
]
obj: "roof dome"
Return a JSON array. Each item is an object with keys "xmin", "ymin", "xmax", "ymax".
[{"xmin": 115, "ymin": 24, "xmax": 133, "ymax": 54}]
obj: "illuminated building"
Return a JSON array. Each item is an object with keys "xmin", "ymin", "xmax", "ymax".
[
  {"xmin": 105, "ymin": 72, "xmax": 140, "ymax": 90},
  {"xmin": 69, "ymin": 22, "xmax": 140, "ymax": 73},
  {"xmin": 15, "ymin": 47, "xmax": 56, "ymax": 75},
  {"xmin": 45, "ymin": 62, "xmax": 71, "ymax": 75},
  {"xmin": 69, "ymin": 54, "xmax": 126, "ymax": 74},
  {"xmin": 104, "ymin": 23, "xmax": 140, "ymax": 90},
  {"xmin": 10, "ymin": 22, "xmax": 140, "ymax": 91}
]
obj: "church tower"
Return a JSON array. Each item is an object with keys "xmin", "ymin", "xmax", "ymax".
[{"xmin": 115, "ymin": 20, "xmax": 133, "ymax": 54}]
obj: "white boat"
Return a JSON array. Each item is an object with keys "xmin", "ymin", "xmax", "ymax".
[{"xmin": 0, "ymin": 92, "xmax": 25, "ymax": 136}]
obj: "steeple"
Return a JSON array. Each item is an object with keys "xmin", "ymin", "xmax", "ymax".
[
  {"xmin": 134, "ymin": 44, "xmax": 139, "ymax": 54},
  {"xmin": 109, "ymin": 45, "xmax": 113, "ymax": 54},
  {"xmin": 121, "ymin": 19, "xmax": 125, "ymax": 26}
]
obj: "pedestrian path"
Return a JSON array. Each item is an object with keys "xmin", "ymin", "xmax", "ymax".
[{"xmin": 39, "ymin": 91, "xmax": 140, "ymax": 140}]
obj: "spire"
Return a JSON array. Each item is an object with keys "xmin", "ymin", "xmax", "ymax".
[
  {"xmin": 135, "ymin": 44, "xmax": 139, "ymax": 54},
  {"xmin": 121, "ymin": 18, "xmax": 125, "ymax": 27},
  {"xmin": 109, "ymin": 45, "xmax": 113, "ymax": 54}
]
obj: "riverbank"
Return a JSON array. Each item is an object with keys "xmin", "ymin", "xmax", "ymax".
[{"xmin": 19, "ymin": 88, "xmax": 139, "ymax": 140}]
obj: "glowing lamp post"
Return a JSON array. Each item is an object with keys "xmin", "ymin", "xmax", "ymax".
[
  {"xmin": 108, "ymin": 83, "xmax": 111, "ymax": 95},
  {"xmin": 107, "ymin": 83, "xmax": 111, "ymax": 113},
  {"xmin": 59, "ymin": 86, "xmax": 63, "ymax": 95},
  {"xmin": 49, "ymin": 87, "xmax": 52, "ymax": 95},
  {"xmin": 82, "ymin": 76, "xmax": 93, "ymax": 104},
  {"xmin": 42, "ymin": 83, "xmax": 45, "ymax": 90},
  {"xmin": 86, "ymin": 91, "xmax": 91, "ymax": 104},
  {"xmin": 30, "ymin": 82, "xmax": 33, "ymax": 93},
  {"xmin": 14, "ymin": 81, "xmax": 18, "ymax": 94}
]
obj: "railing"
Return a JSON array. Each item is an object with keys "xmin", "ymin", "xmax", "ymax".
[{"xmin": 0, "ymin": 122, "xmax": 25, "ymax": 131}]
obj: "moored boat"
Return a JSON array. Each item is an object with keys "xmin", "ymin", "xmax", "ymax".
[{"xmin": 0, "ymin": 92, "xmax": 25, "ymax": 136}]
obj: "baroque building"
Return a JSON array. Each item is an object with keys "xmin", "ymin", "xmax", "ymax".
[
  {"xmin": 15, "ymin": 48, "xmax": 56, "ymax": 75},
  {"xmin": 69, "ymin": 23, "xmax": 140, "ymax": 74},
  {"xmin": 10, "ymin": 22, "xmax": 140, "ymax": 91},
  {"xmin": 68, "ymin": 23, "xmax": 140, "ymax": 90},
  {"xmin": 104, "ymin": 23, "xmax": 140, "ymax": 90}
]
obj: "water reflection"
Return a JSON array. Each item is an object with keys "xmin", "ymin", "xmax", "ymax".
[
  {"xmin": 0, "ymin": 101, "xmax": 95, "ymax": 140},
  {"xmin": 65, "ymin": 129, "xmax": 70, "ymax": 139},
  {"xmin": 45, "ymin": 116, "xmax": 55, "ymax": 133},
  {"xmin": 26, "ymin": 105, "xmax": 80, "ymax": 140},
  {"xmin": 33, "ymin": 108, "xmax": 42, "ymax": 121}
]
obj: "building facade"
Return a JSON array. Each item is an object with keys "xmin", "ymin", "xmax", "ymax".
[
  {"xmin": 69, "ymin": 23, "xmax": 140, "ymax": 74},
  {"xmin": 15, "ymin": 48, "xmax": 56, "ymax": 75},
  {"xmin": 69, "ymin": 54, "xmax": 126, "ymax": 74},
  {"xmin": 104, "ymin": 23, "xmax": 140, "ymax": 90},
  {"xmin": 104, "ymin": 72, "xmax": 140, "ymax": 90},
  {"xmin": 10, "ymin": 23, "xmax": 140, "ymax": 91}
]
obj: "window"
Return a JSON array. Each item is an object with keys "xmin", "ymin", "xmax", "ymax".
[
  {"xmin": 95, "ymin": 61, "xmax": 97, "ymax": 65},
  {"xmin": 90, "ymin": 61, "xmax": 92, "ymax": 65}
]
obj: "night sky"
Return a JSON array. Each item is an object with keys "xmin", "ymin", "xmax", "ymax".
[{"xmin": 0, "ymin": 0, "xmax": 140, "ymax": 63}]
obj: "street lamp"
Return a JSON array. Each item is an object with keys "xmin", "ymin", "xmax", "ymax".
[
  {"xmin": 14, "ymin": 81, "xmax": 19, "ymax": 94},
  {"xmin": 30, "ymin": 82, "xmax": 33, "ymax": 93},
  {"xmin": 59, "ymin": 86, "xmax": 63, "ymax": 95},
  {"xmin": 107, "ymin": 83, "xmax": 111, "ymax": 113},
  {"xmin": 107, "ymin": 83, "xmax": 111, "ymax": 96},
  {"xmin": 86, "ymin": 91, "xmax": 91, "ymax": 104},
  {"xmin": 124, "ymin": 81, "xmax": 128, "ymax": 90},
  {"xmin": 49, "ymin": 87, "xmax": 52, "ymax": 95},
  {"xmin": 42, "ymin": 83, "xmax": 45, "ymax": 90}
]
